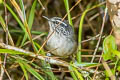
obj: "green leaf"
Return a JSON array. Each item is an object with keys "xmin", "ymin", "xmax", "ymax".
[
  {"xmin": 103, "ymin": 35, "xmax": 117, "ymax": 54},
  {"xmin": 19, "ymin": 59, "xmax": 45, "ymax": 80},
  {"xmin": 0, "ymin": 15, "xmax": 6, "ymax": 31},
  {"xmin": 34, "ymin": 42, "xmax": 45, "ymax": 55},
  {"xmin": 63, "ymin": 0, "xmax": 73, "ymax": 27},
  {"xmin": 19, "ymin": 0, "xmax": 26, "ymax": 20},
  {"xmin": 0, "ymin": 15, "xmax": 14, "ymax": 45},
  {"xmin": 39, "ymin": 60, "xmax": 57, "ymax": 80},
  {"xmin": 17, "ymin": 56, "xmax": 57, "ymax": 80},
  {"xmin": 103, "ymin": 35, "xmax": 117, "ymax": 61},
  {"xmin": 5, "ymin": 4, "xmax": 25, "ymax": 32},
  {"xmin": 112, "ymin": 50, "xmax": 120, "ymax": 59},
  {"xmin": 117, "ymin": 66, "xmax": 120, "ymax": 71},
  {"xmin": 69, "ymin": 65, "xmax": 84, "ymax": 80},
  {"xmin": 0, "ymin": 49, "xmax": 30, "ymax": 55},
  {"xmin": 69, "ymin": 65, "xmax": 78, "ymax": 80},
  {"xmin": 21, "ymin": 0, "xmax": 37, "ymax": 47},
  {"xmin": 102, "ymin": 52, "xmax": 112, "ymax": 61},
  {"xmin": 73, "ymin": 62, "xmax": 98, "ymax": 67},
  {"xmin": 77, "ymin": 4, "xmax": 91, "ymax": 63},
  {"xmin": 105, "ymin": 78, "xmax": 109, "ymax": 80},
  {"xmin": 28, "ymin": 0, "xmax": 37, "ymax": 29},
  {"xmin": 24, "ymin": 63, "xmax": 44, "ymax": 80},
  {"xmin": 104, "ymin": 69, "xmax": 115, "ymax": 78},
  {"xmin": 9, "ymin": 29, "xmax": 47, "ymax": 35},
  {"xmin": 72, "ymin": 67, "xmax": 84, "ymax": 80},
  {"xmin": 0, "ymin": 0, "xmax": 2, "ymax": 4},
  {"xmin": 17, "ymin": 59, "xmax": 28, "ymax": 80}
]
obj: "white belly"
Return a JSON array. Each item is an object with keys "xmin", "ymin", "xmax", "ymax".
[{"xmin": 46, "ymin": 33, "xmax": 76, "ymax": 56}]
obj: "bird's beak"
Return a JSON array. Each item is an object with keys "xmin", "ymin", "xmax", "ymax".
[{"xmin": 42, "ymin": 16, "xmax": 50, "ymax": 21}]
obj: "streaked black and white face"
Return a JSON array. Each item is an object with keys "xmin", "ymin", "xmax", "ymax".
[
  {"xmin": 48, "ymin": 17, "xmax": 73, "ymax": 36},
  {"xmin": 50, "ymin": 17, "xmax": 67, "ymax": 28},
  {"xmin": 48, "ymin": 17, "xmax": 63, "ymax": 29}
]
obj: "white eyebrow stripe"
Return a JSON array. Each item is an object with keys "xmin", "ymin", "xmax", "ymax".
[{"xmin": 55, "ymin": 20, "xmax": 67, "ymax": 26}]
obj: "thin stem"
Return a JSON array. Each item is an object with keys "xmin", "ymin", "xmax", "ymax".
[{"xmin": 91, "ymin": 8, "xmax": 107, "ymax": 63}]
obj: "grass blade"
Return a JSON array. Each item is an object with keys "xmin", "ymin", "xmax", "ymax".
[
  {"xmin": 17, "ymin": 59, "xmax": 28, "ymax": 80},
  {"xmin": 63, "ymin": 0, "xmax": 73, "ymax": 27},
  {"xmin": 28, "ymin": 0, "xmax": 37, "ymax": 29}
]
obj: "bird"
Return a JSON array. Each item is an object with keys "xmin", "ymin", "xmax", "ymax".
[{"xmin": 43, "ymin": 16, "xmax": 77, "ymax": 57}]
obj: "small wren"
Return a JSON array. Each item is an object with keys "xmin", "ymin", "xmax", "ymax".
[{"xmin": 43, "ymin": 16, "xmax": 77, "ymax": 57}]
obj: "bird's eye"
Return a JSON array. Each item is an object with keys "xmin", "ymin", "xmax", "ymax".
[
  {"xmin": 54, "ymin": 21, "xmax": 59, "ymax": 24},
  {"xmin": 52, "ymin": 21, "xmax": 55, "ymax": 24}
]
